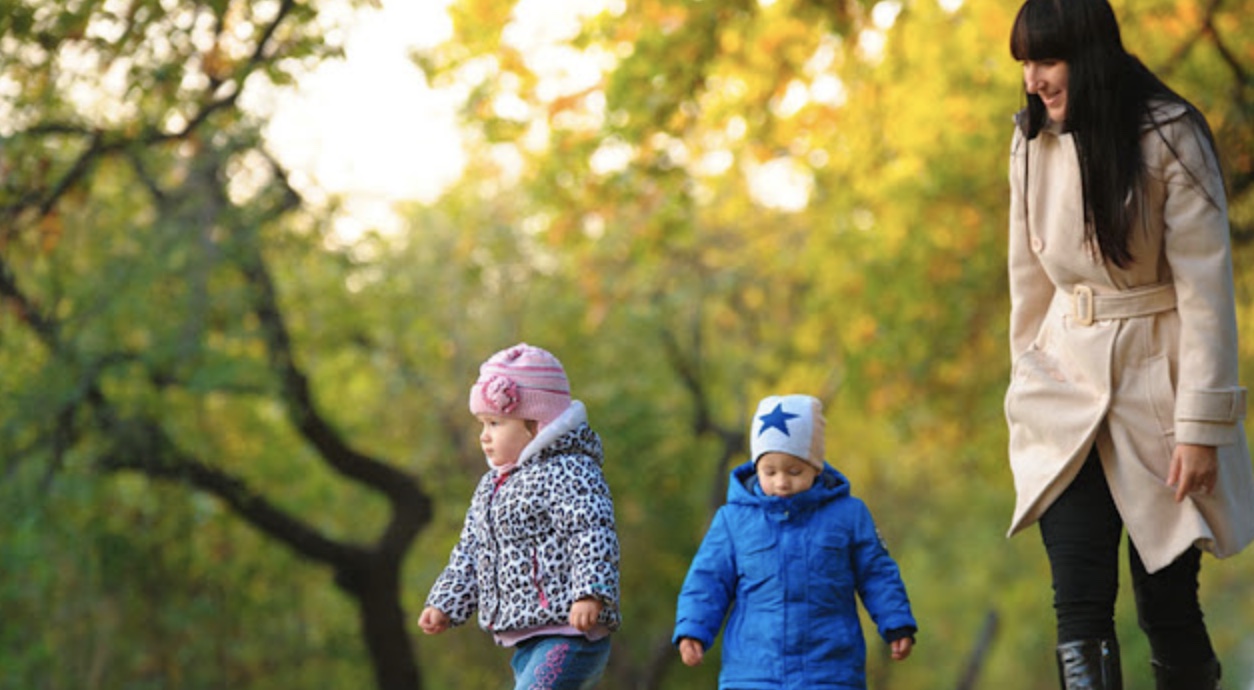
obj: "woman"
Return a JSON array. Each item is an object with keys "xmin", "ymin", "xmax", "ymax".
[{"xmin": 1003, "ymin": 0, "xmax": 1254, "ymax": 687}]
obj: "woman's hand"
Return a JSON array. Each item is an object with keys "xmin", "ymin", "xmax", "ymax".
[{"xmin": 1167, "ymin": 443, "xmax": 1218, "ymax": 502}]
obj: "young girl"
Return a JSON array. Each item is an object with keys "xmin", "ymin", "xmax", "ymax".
[
  {"xmin": 419, "ymin": 343, "xmax": 621, "ymax": 689},
  {"xmin": 1003, "ymin": 1, "xmax": 1254, "ymax": 687}
]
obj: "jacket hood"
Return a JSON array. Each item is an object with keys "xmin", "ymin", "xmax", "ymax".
[
  {"xmin": 514, "ymin": 400, "xmax": 602, "ymax": 468},
  {"xmin": 726, "ymin": 459, "xmax": 849, "ymax": 511}
]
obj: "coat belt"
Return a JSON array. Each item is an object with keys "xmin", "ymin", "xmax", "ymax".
[{"xmin": 1062, "ymin": 283, "xmax": 1177, "ymax": 326}]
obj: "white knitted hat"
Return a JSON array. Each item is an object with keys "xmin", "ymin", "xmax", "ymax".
[{"xmin": 750, "ymin": 394, "xmax": 826, "ymax": 471}]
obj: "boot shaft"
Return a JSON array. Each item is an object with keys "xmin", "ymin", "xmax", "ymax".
[
  {"xmin": 1056, "ymin": 639, "xmax": 1122, "ymax": 690},
  {"xmin": 1152, "ymin": 657, "xmax": 1221, "ymax": 690}
]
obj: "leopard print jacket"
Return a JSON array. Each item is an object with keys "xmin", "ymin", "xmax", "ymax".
[{"xmin": 425, "ymin": 402, "xmax": 622, "ymax": 635}]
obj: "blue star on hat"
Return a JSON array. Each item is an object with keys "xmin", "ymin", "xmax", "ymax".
[{"xmin": 757, "ymin": 403, "xmax": 799, "ymax": 436}]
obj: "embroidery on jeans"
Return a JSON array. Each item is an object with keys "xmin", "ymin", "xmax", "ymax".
[{"xmin": 530, "ymin": 642, "xmax": 570, "ymax": 689}]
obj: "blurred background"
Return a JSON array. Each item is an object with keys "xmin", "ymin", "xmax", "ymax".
[{"xmin": 2, "ymin": 0, "xmax": 1253, "ymax": 688}]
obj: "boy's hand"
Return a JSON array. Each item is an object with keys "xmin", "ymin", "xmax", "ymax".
[
  {"xmin": 890, "ymin": 636, "xmax": 914, "ymax": 661},
  {"xmin": 418, "ymin": 607, "xmax": 450, "ymax": 635},
  {"xmin": 570, "ymin": 597, "xmax": 603, "ymax": 631},
  {"xmin": 678, "ymin": 638, "xmax": 705, "ymax": 666}
]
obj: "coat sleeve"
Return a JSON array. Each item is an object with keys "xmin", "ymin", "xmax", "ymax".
[
  {"xmin": 1008, "ymin": 125, "xmax": 1055, "ymax": 361},
  {"xmin": 849, "ymin": 499, "xmax": 917, "ymax": 641},
  {"xmin": 551, "ymin": 455, "xmax": 621, "ymax": 611},
  {"xmin": 1158, "ymin": 117, "xmax": 1248, "ymax": 446},
  {"xmin": 672, "ymin": 508, "xmax": 737, "ymax": 649},
  {"xmin": 424, "ymin": 481, "xmax": 486, "ymax": 626}
]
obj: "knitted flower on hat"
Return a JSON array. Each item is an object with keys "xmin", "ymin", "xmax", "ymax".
[
  {"xmin": 479, "ymin": 375, "xmax": 522, "ymax": 415},
  {"xmin": 750, "ymin": 394, "xmax": 826, "ymax": 471},
  {"xmin": 469, "ymin": 343, "xmax": 572, "ymax": 429}
]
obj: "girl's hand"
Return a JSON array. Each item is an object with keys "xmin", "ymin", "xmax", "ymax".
[
  {"xmin": 1167, "ymin": 443, "xmax": 1219, "ymax": 502},
  {"xmin": 418, "ymin": 607, "xmax": 450, "ymax": 635},
  {"xmin": 891, "ymin": 636, "xmax": 914, "ymax": 661},
  {"xmin": 678, "ymin": 637, "xmax": 705, "ymax": 666},
  {"xmin": 569, "ymin": 597, "xmax": 603, "ymax": 632}
]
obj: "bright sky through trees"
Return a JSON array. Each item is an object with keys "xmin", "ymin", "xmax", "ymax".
[
  {"xmin": 260, "ymin": 0, "xmax": 948, "ymax": 235},
  {"xmin": 263, "ymin": 0, "xmax": 618, "ymax": 238},
  {"xmin": 262, "ymin": 0, "xmax": 462, "ymax": 238}
]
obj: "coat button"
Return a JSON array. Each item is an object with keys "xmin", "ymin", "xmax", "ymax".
[{"xmin": 1031, "ymin": 235, "xmax": 1044, "ymax": 252}]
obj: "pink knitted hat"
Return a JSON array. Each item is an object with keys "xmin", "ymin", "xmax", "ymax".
[{"xmin": 469, "ymin": 343, "xmax": 572, "ymax": 429}]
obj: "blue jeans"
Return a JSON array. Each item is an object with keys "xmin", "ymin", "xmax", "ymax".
[{"xmin": 509, "ymin": 635, "xmax": 611, "ymax": 690}]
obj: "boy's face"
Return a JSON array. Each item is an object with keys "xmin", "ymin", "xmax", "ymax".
[
  {"xmin": 755, "ymin": 452, "xmax": 820, "ymax": 498},
  {"xmin": 476, "ymin": 414, "xmax": 534, "ymax": 467}
]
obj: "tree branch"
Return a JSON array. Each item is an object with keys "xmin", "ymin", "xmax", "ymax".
[
  {"xmin": 235, "ymin": 243, "xmax": 431, "ymax": 554},
  {"xmin": 1201, "ymin": 14, "xmax": 1249, "ymax": 86},
  {"xmin": 97, "ymin": 416, "xmax": 370, "ymax": 569},
  {"xmin": 0, "ymin": 256, "xmax": 59, "ymax": 347},
  {"xmin": 1158, "ymin": 0, "xmax": 1221, "ymax": 75},
  {"xmin": 0, "ymin": 0, "xmax": 302, "ymax": 230},
  {"xmin": 659, "ymin": 325, "xmax": 744, "ymax": 512}
]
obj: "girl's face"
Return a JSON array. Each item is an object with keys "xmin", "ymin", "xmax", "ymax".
[
  {"xmin": 755, "ymin": 452, "xmax": 820, "ymax": 498},
  {"xmin": 1023, "ymin": 59, "xmax": 1069, "ymax": 123},
  {"xmin": 476, "ymin": 414, "xmax": 534, "ymax": 467}
]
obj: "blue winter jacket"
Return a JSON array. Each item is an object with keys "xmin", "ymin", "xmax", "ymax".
[{"xmin": 673, "ymin": 461, "xmax": 916, "ymax": 689}]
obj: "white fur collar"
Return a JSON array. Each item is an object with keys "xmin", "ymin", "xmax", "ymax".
[{"xmin": 515, "ymin": 400, "xmax": 586, "ymax": 467}]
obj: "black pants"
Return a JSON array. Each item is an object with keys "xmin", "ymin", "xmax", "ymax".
[{"xmin": 1038, "ymin": 447, "xmax": 1214, "ymax": 666}]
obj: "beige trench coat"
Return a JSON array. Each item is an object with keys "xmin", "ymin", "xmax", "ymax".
[{"xmin": 1004, "ymin": 103, "xmax": 1254, "ymax": 573}]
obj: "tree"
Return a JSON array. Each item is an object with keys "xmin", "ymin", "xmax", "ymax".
[{"xmin": 1, "ymin": 2, "xmax": 433, "ymax": 688}]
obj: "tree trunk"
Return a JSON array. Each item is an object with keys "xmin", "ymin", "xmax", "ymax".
[{"xmin": 343, "ymin": 557, "xmax": 423, "ymax": 690}]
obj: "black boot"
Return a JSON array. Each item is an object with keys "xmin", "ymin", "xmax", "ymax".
[
  {"xmin": 1056, "ymin": 639, "xmax": 1122, "ymax": 689},
  {"xmin": 1152, "ymin": 656, "xmax": 1221, "ymax": 690}
]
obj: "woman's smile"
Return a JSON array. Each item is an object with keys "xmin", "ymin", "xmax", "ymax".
[{"xmin": 1023, "ymin": 59, "xmax": 1070, "ymax": 122}]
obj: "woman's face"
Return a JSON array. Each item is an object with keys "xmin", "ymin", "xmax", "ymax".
[{"xmin": 1023, "ymin": 59, "xmax": 1069, "ymax": 123}]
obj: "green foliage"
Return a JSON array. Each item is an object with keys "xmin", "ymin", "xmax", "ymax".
[{"xmin": 0, "ymin": 462, "xmax": 371, "ymax": 690}]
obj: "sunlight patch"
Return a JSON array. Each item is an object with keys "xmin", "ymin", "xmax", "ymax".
[{"xmin": 747, "ymin": 158, "xmax": 813, "ymax": 213}]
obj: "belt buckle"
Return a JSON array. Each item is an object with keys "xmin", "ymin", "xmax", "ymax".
[{"xmin": 1073, "ymin": 285, "xmax": 1094, "ymax": 326}]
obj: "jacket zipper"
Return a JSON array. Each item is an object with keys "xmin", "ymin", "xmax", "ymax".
[
  {"xmin": 532, "ymin": 549, "xmax": 549, "ymax": 608},
  {"xmin": 485, "ymin": 469, "xmax": 512, "ymax": 629}
]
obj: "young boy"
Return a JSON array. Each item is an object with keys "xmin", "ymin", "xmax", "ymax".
[{"xmin": 673, "ymin": 394, "xmax": 916, "ymax": 689}]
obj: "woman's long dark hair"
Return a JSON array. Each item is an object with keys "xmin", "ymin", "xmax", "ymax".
[{"xmin": 1009, "ymin": 0, "xmax": 1220, "ymax": 267}]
